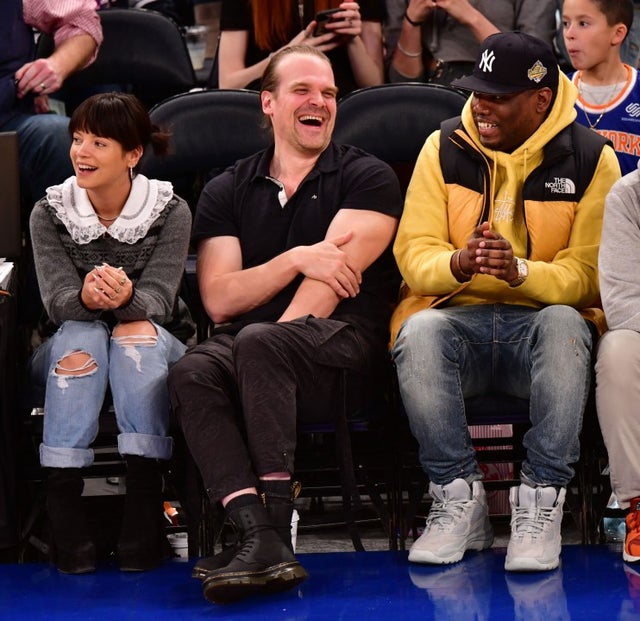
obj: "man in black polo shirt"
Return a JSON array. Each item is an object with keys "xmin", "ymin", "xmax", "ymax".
[{"xmin": 168, "ymin": 44, "xmax": 402, "ymax": 605}]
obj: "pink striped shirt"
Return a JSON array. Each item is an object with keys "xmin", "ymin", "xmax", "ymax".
[{"xmin": 23, "ymin": 0, "xmax": 103, "ymax": 64}]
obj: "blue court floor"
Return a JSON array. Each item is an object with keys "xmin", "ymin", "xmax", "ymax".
[{"xmin": 0, "ymin": 545, "xmax": 637, "ymax": 620}]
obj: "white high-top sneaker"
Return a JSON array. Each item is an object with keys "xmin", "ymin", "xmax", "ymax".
[
  {"xmin": 505, "ymin": 485, "xmax": 565, "ymax": 572},
  {"xmin": 408, "ymin": 478, "xmax": 494, "ymax": 565},
  {"xmin": 505, "ymin": 569, "xmax": 569, "ymax": 621}
]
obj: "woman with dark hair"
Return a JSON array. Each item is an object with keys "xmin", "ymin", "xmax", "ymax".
[
  {"xmin": 28, "ymin": 92, "xmax": 192, "ymax": 575},
  {"xmin": 218, "ymin": 0, "xmax": 385, "ymax": 96}
]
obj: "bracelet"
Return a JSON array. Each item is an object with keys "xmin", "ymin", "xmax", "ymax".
[
  {"xmin": 403, "ymin": 10, "xmax": 424, "ymax": 26},
  {"xmin": 396, "ymin": 41, "xmax": 422, "ymax": 58},
  {"xmin": 454, "ymin": 250, "xmax": 474, "ymax": 279}
]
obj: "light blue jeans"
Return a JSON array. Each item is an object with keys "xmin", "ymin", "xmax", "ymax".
[
  {"xmin": 391, "ymin": 304, "xmax": 592, "ymax": 488},
  {"xmin": 29, "ymin": 320, "xmax": 187, "ymax": 468}
]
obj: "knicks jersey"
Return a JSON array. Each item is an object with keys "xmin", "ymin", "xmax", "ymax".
[{"xmin": 570, "ymin": 65, "xmax": 640, "ymax": 176}]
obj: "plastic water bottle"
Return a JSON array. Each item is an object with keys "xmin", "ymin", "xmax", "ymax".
[{"xmin": 603, "ymin": 494, "xmax": 626, "ymax": 543}]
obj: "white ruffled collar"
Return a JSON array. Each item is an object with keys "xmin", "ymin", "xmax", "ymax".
[{"xmin": 45, "ymin": 175, "xmax": 174, "ymax": 245}]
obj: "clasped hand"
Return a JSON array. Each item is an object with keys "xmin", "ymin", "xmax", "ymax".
[
  {"xmin": 406, "ymin": 0, "xmax": 476, "ymax": 25},
  {"xmin": 294, "ymin": 231, "xmax": 361, "ymax": 298},
  {"xmin": 81, "ymin": 263, "xmax": 132, "ymax": 310},
  {"xmin": 459, "ymin": 221, "xmax": 517, "ymax": 282}
]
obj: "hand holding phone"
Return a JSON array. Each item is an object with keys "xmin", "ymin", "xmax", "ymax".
[{"xmin": 313, "ymin": 8, "xmax": 341, "ymax": 36}]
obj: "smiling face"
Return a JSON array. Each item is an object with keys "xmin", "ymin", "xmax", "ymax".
[
  {"xmin": 471, "ymin": 88, "xmax": 552, "ymax": 152},
  {"xmin": 70, "ymin": 130, "xmax": 142, "ymax": 196},
  {"xmin": 261, "ymin": 52, "xmax": 338, "ymax": 156},
  {"xmin": 562, "ymin": 0, "xmax": 627, "ymax": 71}
]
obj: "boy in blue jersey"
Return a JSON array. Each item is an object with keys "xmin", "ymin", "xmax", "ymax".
[{"xmin": 563, "ymin": 0, "xmax": 640, "ymax": 175}]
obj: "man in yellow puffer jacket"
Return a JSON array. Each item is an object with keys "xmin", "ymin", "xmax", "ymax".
[{"xmin": 391, "ymin": 31, "xmax": 620, "ymax": 574}]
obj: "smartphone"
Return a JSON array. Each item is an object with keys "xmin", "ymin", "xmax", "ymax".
[{"xmin": 313, "ymin": 8, "xmax": 341, "ymax": 36}]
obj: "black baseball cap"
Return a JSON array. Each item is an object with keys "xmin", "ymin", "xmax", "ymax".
[{"xmin": 451, "ymin": 31, "xmax": 559, "ymax": 95}]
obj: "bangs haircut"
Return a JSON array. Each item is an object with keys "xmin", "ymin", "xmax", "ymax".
[{"xmin": 69, "ymin": 92, "xmax": 151, "ymax": 152}]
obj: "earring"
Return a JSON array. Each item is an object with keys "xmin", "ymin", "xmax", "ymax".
[{"xmin": 129, "ymin": 167, "xmax": 135, "ymax": 180}]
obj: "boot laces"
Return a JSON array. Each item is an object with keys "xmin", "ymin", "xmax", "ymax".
[
  {"xmin": 512, "ymin": 505, "xmax": 555, "ymax": 537},
  {"xmin": 235, "ymin": 537, "xmax": 257, "ymax": 561},
  {"xmin": 425, "ymin": 498, "xmax": 475, "ymax": 531}
]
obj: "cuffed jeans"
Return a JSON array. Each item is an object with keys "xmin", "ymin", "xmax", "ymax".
[
  {"xmin": 391, "ymin": 304, "xmax": 592, "ymax": 488},
  {"xmin": 595, "ymin": 329, "xmax": 640, "ymax": 509},
  {"xmin": 29, "ymin": 320, "xmax": 186, "ymax": 468},
  {"xmin": 168, "ymin": 316, "xmax": 381, "ymax": 504}
]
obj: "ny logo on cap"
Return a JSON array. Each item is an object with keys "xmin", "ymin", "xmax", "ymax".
[{"xmin": 479, "ymin": 49, "xmax": 496, "ymax": 73}]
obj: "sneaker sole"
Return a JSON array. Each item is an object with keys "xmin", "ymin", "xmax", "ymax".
[
  {"xmin": 623, "ymin": 550, "xmax": 640, "ymax": 563},
  {"xmin": 408, "ymin": 535, "xmax": 494, "ymax": 565},
  {"xmin": 504, "ymin": 556, "xmax": 560, "ymax": 572},
  {"xmin": 202, "ymin": 561, "xmax": 308, "ymax": 604}
]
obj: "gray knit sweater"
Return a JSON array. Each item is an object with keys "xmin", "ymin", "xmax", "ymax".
[
  {"xmin": 29, "ymin": 175, "xmax": 192, "ymax": 333},
  {"xmin": 599, "ymin": 168, "xmax": 640, "ymax": 332}
]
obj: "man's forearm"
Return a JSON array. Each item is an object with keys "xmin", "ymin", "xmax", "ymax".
[
  {"xmin": 200, "ymin": 251, "xmax": 300, "ymax": 325},
  {"xmin": 278, "ymin": 277, "xmax": 341, "ymax": 322},
  {"xmin": 49, "ymin": 33, "xmax": 97, "ymax": 81}
]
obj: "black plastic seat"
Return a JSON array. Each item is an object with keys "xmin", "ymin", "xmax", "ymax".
[{"xmin": 37, "ymin": 8, "xmax": 197, "ymax": 115}]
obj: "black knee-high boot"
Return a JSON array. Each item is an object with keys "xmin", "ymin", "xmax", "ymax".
[
  {"xmin": 118, "ymin": 456, "xmax": 169, "ymax": 572},
  {"xmin": 192, "ymin": 480, "xmax": 300, "ymax": 581},
  {"xmin": 45, "ymin": 468, "xmax": 95, "ymax": 574},
  {"xmin": 201, "ymin": 494, "xmax": 307, "ymax": 604}
]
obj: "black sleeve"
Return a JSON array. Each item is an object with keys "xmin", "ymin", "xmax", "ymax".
[
  {"xmin": 339, "ymin": 149, "xmax": 403, "ymax": 219},
  {"xmin": 191, "ymin": 167, "xmax": 238, "ymax": 245}
]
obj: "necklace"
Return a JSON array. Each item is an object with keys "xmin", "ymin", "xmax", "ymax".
[
  {"xmin": 96, "ymin": 213, "xmax": 119, "ymax": 222},
  {"xmin": 577, "ymin": 72, "xmax": 625, "ymax": 130}
]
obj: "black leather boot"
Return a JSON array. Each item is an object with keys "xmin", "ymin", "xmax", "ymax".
[
  {"xmin": 118, "ymin": 456, "xmax": 169, "ymax": 572},
  {"xmin": 201, "ymin": 495, "xmax": 307, "ymax": 604},
  {"xmin": 46, "ymin": 468, "xmax": 95, "ymax": 574},
  {"xmin": 192, "ymin": 480, "xmax": 301, "ymax": 581}
]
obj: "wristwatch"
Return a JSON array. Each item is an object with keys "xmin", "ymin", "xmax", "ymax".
[{"xmin": 509, "ymin": 258, "xmax": 528, "ymax": 288}]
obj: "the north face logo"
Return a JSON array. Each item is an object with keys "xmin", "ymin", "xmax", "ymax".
[
  {"xmin": 479, "ymin": 49, "xmax": 496, "ymax": 73},
  {"xmin": 545, "ymin": 177, "xmax": 576, "ymax": 194}
]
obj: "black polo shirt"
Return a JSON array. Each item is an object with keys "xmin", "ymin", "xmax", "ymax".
[{"xmin": 192, "ymin": 142, "xmax": 402, "ymax": 342}]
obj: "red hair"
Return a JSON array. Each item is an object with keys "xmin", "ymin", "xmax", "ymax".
[{"xmin": 251, "ymin": 0, "xmax": 339, "ymax": 51}]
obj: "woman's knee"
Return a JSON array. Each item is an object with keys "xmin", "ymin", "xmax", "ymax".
[
  {"xmin": 49, "ymin": 321, "xmax": 109, "ymax": 376},
  {"xmin": 55, "ymin": 351, "xmax": 98, "ymax": 377},
  {"xmin": 112, "ymin": 320, "xmax": 157, "ymax": 344}
]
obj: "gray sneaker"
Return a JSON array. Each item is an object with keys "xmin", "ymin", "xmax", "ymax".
[
  {"xmin": 505, "ymin": 485, "xmax": 565, "ymax": 572},
  {"xmin": 408, "ymin": 479, "xmax": 494, "ymax": 565}
]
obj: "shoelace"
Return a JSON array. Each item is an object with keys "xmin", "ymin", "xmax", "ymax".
[
  {"xmin": 512, "ymin": 506, "xmax": 555, "ymax": 536},
  {"xmin": 425, "ymin": 499, "xmax": 475, "ymax": 530}
]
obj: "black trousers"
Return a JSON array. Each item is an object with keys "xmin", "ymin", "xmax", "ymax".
[{"xmin": 168, "ymin": 316, "xmax": 382, "ymax": 504}]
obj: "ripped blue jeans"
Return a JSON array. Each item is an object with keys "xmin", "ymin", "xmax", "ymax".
[{"xmin": 29, "ymin": 320, "xmax": 186, "ymax": 468}]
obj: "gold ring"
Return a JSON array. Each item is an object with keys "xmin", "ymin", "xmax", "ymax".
[{"xmin": 40, "ymin": 82, "xmax": 46, "ymax": 91}]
